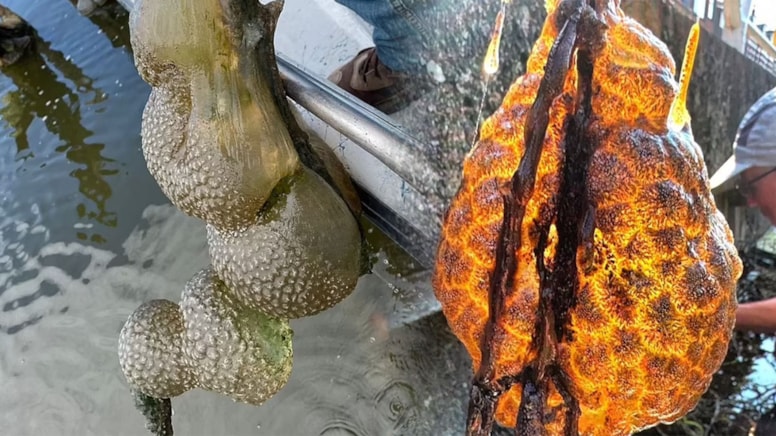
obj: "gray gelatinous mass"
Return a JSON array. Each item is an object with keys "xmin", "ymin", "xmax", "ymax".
[
  {"xmin": 131, "ymin": 0, "xmax": 300, "ymax": 232},
  {"xmin": 181, "ymin": 268, "xmax": 294, "ymax": 406},
  {"xmin": 131, "ymin": 0, "xmax": 361, "ymax": 318},
  {"xmin": 120, "ymin": 0, "xmax": 362, "ymax": 412},
  {"xmin": 118, "ymin": 299, "xmax": 196, "ymax": 399},
  {"xmin": 208, "ymin": 167, "xmax": 361, "ymax": 319}
]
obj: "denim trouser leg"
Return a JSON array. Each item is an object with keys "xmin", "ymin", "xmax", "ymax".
[{"xmin": 334, "ymin": 0, "xmax": 429, "ymax": 74}]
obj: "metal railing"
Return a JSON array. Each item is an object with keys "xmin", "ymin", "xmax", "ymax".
[
  {"xmin": 744, "ymin": 24, "xmax": 776, "ymax": 76},
  {"xmin": 112, "ymin": 0, "xmax": 441, "ymax": 269},
  {"xmin": 277, "ymin": 55, "xmax": 441, "ymax": 268},
  {"xmin": 277, "ymin": 56, "xmax": 441, "ymax": 194},
  {"xmin": 677, "ymin": 0, "xmax": 776, "ymax": 77}
]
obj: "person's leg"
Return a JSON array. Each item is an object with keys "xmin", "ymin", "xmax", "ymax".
[
  {"xmin": 334, "ymin": 0, "xmax": 428, "ymax": 74},
  {"xmin": 329, "ymin": 0, "xmax": 473, "ymax": 113}
]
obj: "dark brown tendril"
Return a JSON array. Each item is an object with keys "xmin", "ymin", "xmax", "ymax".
[{"xmin": 463, "ymin": 0, "xmax": 605, "ymax": 434}]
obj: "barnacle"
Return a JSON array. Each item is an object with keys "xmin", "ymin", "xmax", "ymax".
[{"xmin": 433, "ymin": 0, "xmax": 742, "ymax": 434}]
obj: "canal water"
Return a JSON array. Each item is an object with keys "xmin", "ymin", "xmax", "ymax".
[{"xmin": 1, "ymin": 1, "xmax": 775, "ymax": 436}]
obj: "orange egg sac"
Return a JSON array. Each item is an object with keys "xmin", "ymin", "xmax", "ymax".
[{"xmin": 432, "ymin": 1, "xmax": 742, "ymax": 435}]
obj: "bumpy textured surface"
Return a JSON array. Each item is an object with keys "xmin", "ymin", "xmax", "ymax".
[
  {"xmin": 208, "ymin": 167, "xmax": 361, "ymax": 319},
  {"xmin": 118, "ymin": 299, "xmax": 195, "ymax": 399},
  {"xmin": 121, "ymin": 0, "xmax": 361, "ymax": 415},
  {"xmin": 180, "ymin": 268, "xmax": 293, "ymax": 406},
  {"xmin": 433, "ymin": 2, "xmax": 742, "ymax": 435},
  {"xmin": 131, "ymin": 0, "xmax": 360, "ymax": 318},
  {"xmin": 118, "ymin": 271, "xmax": 294, "ymax": 406},
  {"xmin": 132, "ymin": 0, "xmax": 300, "ymax": 232}
]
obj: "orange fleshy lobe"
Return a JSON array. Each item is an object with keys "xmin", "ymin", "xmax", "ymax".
[{"xmin": 433, "ymin": 2, "xmax": 741, "ymax": 435}]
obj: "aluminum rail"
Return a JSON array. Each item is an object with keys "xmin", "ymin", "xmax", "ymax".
[
  {"xmin": 113, "ymin": 0, "xmax": 441, "ymax": 268},
  {"xmin": 277, "ymin": 54, "xmax": 441, "ymax": 268},
  {"xmin": 115, "ymin": 0, "xmax": 440, "ymax": 195},
  {"xmin": 276, "ymin": 55, "xmax": 441, "ymax": 194}
]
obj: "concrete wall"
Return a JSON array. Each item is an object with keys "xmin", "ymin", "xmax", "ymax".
[
  {"xmin": 624, "ymin": 0, "xmax": 775, "ymax": 172},
  {"xmin": 396, "ymin": 0, "xmax": 776, "ymax": 245},
  {"xmin": 623, "ymin": 0, "xmax": 776, "ymax": 245}
]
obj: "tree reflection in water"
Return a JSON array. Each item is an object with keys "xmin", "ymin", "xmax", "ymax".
[
  {"xmin": 71, "ymin": 1, "xmax": 132, "ymax": 51},
  {"xmin": 0, "ymin": 3, "xmax": 131, "ymax": 244}
]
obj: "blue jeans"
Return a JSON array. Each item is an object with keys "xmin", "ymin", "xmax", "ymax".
[{"xmin": 334, "ymin": 0, "xmax": 436, "ymax": 74}]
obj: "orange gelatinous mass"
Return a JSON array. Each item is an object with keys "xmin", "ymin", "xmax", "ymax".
[{"xmin": 432, "ymin": 1, "xmax": 742, "ymax": 435}]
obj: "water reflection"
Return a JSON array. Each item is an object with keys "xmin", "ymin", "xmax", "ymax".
[
  {"xmin": 0, "ymin": 201, "xmax": 467, "ymax": 435},
  {"xmin": 2, "ymin": 38, "xmax": 117, "ymax": 242},
  {"xmin": 0, "ymin": 204, "xmax": 208, "ymax": 434},
  {"xmin": 0, "ymin": 0, "xmax": 151, "ymax": 337},
  {"xmin": 0, "ymin": 5, "xmax": 132, "ymax": 244},
  {"xmin": 69, "ymin": 1, "xmax": 132, "ymax": 50}
]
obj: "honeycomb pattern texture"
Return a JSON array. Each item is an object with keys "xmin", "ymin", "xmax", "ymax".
[
  {"xmin": 132, "ymin": 0, "xmax": 300, "ymax": 232},
  {"xmin": 119, "ymin": 0, "xmax": 361, "ymax": 408},
  {"xmin": 118, "ymin": 299, "xmax": 195, "ymax": 399},
  {"xmin": 118, "ymin": 269, "xmax": 293, "ymax": 405},
  {"xmin": 207, "ymin": 167, "xmax": 360, "ymax": 319},
  {"xmin": 180, "ymin": 268, "xmax": 294, "ymax": 405},
  {"xmin": 432, "ymin": 1, "xmax": 743, "ymax": 434}
]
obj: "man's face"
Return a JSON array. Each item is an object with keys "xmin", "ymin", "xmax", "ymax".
[{"xmin": 739, "ymin": 166, "xmax": 776, "ymax": 225}]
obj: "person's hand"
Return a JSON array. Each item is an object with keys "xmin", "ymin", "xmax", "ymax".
[{"xmin": 735, "ymin": 297, "xmax": 776, "ymax": 333}]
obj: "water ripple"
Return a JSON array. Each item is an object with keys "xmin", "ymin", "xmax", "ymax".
[{"xmin": 0, "ymin": 204, "xmax": 208, "ymax": 435}]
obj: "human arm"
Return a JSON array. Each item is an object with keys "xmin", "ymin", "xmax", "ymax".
[{"xmin": 735, "ymin": 297, "xmax": 776, "ymax": 333}]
